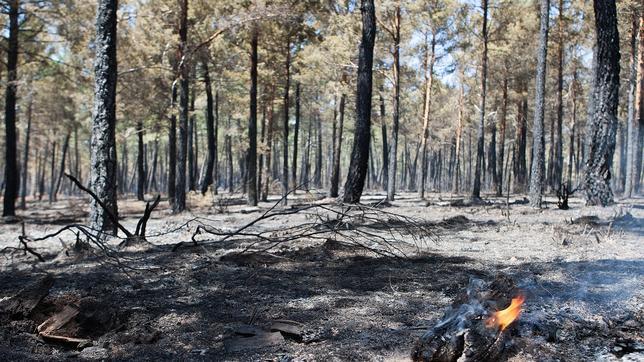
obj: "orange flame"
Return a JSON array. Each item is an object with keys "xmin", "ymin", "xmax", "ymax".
[{"xmin": 485, "ymin": 295, "xmax": 525, "ymax": 331}]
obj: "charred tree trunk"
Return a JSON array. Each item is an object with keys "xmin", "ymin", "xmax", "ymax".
[
  {"xmin": 625, "ymin": 13, "xmax": 642, "ymax": 197},
  {"xmin": 48, "ymin": 142, "xmax": 56, "ymax": 203},
  {"xmin": 343, "ymin": 0, "xmax": 376, "ymax": 204},
  {"xmin": 282, "ymin": 39, "xmax": 291, "ymax": 205},
  {"xmin": 291, "ymin": 82, "xmax": 300, "ymax": 191},
  {"xmin": 262, "ymin": 93, "xmax": 275, "ymax": 201},
  {"xmin": 472, "ymin": 0, "xmax": 488, "ymax": 200},
  {"xmin": 247, "ymin": 27, "xmax": 259, "ymax": 206},
  {"xmin": 19, "ymin": 94, "xmax": 33, "ymax": 209},
  {"xmin": 453, "ymin": 73, "xmax": 465, "ymax": 194},
  {"xmin": 149, "ymin": 137, "xmax": 159, "ymax": 192},
  {"xmin": 553, "ymin": 0, "xmax": 565, "ymax": 190},
  {"xmin": 226, "ymin": 117, "xmax": 233, "ymax": 193},
  {"xmin": 188, "ymin": 91, "xmax": 195, "ymax": 192},
  {"xmin": 379, "ymin": 90, "xmax": 388, "ymax": 190},
  {"xmin": 89, "ymin": 0, "xmax": 119, "ymax": 234},
  {"xmin": 3, "ymin": 0, "xmax": 19, "ymax": 217},
  {"xmin": 200, "ymin": 61, "xmax": 217, "ymax": 195},
  {"xmin": 582, "ymin": 0, "xmax": 620, "ymax": 206},
  {"xmin": 529, "ymin": 0, "xmax": 550, "ymax": 208},
  {"xmin": 54, "ymin": 133, "xmax": 71, "ymax": 201},
  {"xmin": 488, "ymin": 112, "xmax": 497, "ymax": 192},
  {"xmin": 314, "ymin": 111, "xmax": 323, "ymax": 188},
  {"xmin": 136, "ymin": 121, "xmax": 145, "ymax": 200},
  {"xmin": 386, "ymin": 5, "xmax": 401, "ymax": 202},
  {"xmin": 168, "ymin": 85, "xmax": 177, "ymax": 203},
  {"xmin": 636, "ymin": 15, "xmax": 644, "ymax": 194},
  {"xmin": 419, "ymin": 33, "xmax": 436, "ymax": 199},
  {"xmin": 173, "ymin": 0, "xmax": 189, "ymax": 213},
  {"xmin": 496, "ymin": 73, "xmax": 508, "ymax": 196},
  {"xmin": 330, "ymin": 94, "xmax": 345, "ymax": 198}
]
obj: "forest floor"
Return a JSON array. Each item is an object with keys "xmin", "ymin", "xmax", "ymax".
[{"xmin": 0, "ymin": 191, "xmax": 642, "ymax": 361}]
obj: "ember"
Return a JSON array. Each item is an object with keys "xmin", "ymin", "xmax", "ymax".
[{"xmin": 486, "ymin": 295, "xmax": 525, "ymax": 331}]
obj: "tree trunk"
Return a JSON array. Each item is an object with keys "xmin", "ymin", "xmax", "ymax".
[
  {"xmin": 49, "ymin": 142, "xmax": 57, "ymax": 203},
  {"xmin": 188, "ymin": 91, "xmax": 195, "ymax": 192},
  {"xmin": 89, "ymin": 0, "xmax": 119, "ymax": 234},
  {"xmin": 226, "ymin": 117, "xmax": 233, "ymax": 193},
  {"xmin": 19, "ymin": 94, "xmax": 33, "ymax": 209},
  {"xmin": 315, "ymin": 111, "xmax": 323, "ymax": 188},
  {"xmin": 343, "ymin": 1, "xmax": 375, "ymax": 203},
  {"xmin": 379, "ymin": 90, "xmax": 388, "ymax": 190},
  {"xmin": 553, "ymin": 0, "xmax": 565, "ymax": 191},
  {"xmin": 247, "ymin": 26, "xmax": 259, "ymax": 206},
  {"xmin": 453, "ymin": 72, "xmax": 465, "ymax": 194},
  {"xmin": 262, "ymin": 91, "xmax": 275, "ymax": 201},
  {"xmin": 54, "ymin": 133, "xmax": 71, "ymax": 201},
  {"xmin": 173, "ymin": 0, "xmax": 189, "ymax": 213},
  {"xmin": 168, "ymin": 87, "xmax": 177, "ymax": 203},
  {"xmin": 529, "ymin": 0, "xmax": 550, "ymax": 208},
  {"xmin": 472, "ymin": 0, "xmax": 488, "ymax": 200},
  {"xmin": 496, "ymin": 74, "xmax": 508, "ymax": 196},
  {"xmin": 419, "ymin": 33, "xmax": 436, "ymax": 199},
  {"xmin": 330, "ymin": 94, "xmax": 345, "ymax": 198},
  {"xmin": 137, "ymin": 121, "xmax": 145, "ymax": 200},
  {"xmin": 514, "ymin": 87, "xmax": 528, "ymax": 192},
  {"xmin": 386, "ymin": 5, "xmax": 401, "ymax": 202},
  {"xmin": 3, "ymin": 0, "xmax": 20, "ymax": 217},
  {"xmin": 488, "ymin": 109, "xmax": 497, "ymax": 192},
  {"xmin": 582, "ymin": 0, "xmax": 620, "ymax": 206},
  {"xmin": 282, "ymin": 39, "xmax": 291, "ymax": 205},
  {"xmin": 625, "ymin": 13, "xmax": 642, "ymax": 197},
  {"xmin": 200, "ymin": 61, "xmax": 217, "ymax": 194},
  {"xmin": 291, "ymin": 82, "xmax": 300, "ymax": 191},
  {"xmin": 149, "ymin": 137, "xmax": 159, "ymax": 192}
]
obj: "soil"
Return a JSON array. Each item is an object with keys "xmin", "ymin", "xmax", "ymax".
[{"xmin": 0, "ymin": 191, "xmax": 642, "ymax": 361}]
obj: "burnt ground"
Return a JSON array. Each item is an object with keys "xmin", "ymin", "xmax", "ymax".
[{"xmin": 0, "ymin": 191, "xmax": 642, "ymax": 361}]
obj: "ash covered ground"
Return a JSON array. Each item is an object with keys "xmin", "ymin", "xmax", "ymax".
[{"xmin": 0, "ymin": 192, "xmax": 642, "ymax": 361}]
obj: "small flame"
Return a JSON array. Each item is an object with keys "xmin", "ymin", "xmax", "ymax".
[{"xmin": 485, "ymin": 295, "xmax": 525, "ymax": 331}]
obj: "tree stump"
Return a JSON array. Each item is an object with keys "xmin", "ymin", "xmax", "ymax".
[{"xmin": 412, "ymin": 274, "xmax": 522, "ymax": 362}]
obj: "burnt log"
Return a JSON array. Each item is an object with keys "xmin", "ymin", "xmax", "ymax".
[
  {"xmin": 412, "ymin": 274, "xmax": 521, "ymax": 362},
  {"xmin": 1, "ymin": 274, "xmax": 54, "ymax": 318}
]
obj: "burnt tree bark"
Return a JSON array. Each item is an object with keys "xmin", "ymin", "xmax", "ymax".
[
  {"xmin": 19, "ymin": 94, "xmax": 33, "ymax": 209},
  {"xmin": 496, "ymin": 73, "xmax": 508, "ymax": 196},
  {"xmin": 291, "ymin": 82, "xmax": 300, "ymax": 191},
  {"xmin": 582, "ymin": 0, "xmax": 620, "ymax": 206},
  {"xmin": 315, "ymin": 110, "xmax": 323, "ymax": 188},
  {"xmin": 136, "ymin": 121, "xmax": 145, "ymax": 200},
  {"xmin": 625, "ymin": 13, "xmax": 642, "ymax": 197},
  {"xmin": 168, "ymin": 84, "xmax": 177, "ymax": 203},
  {"xmin": 282, "ymin": 38, "xmax": 291, "ymax": 205},
  {"xmin": 329, "ymin": 94, "xmax": 345, "ymax": 198},
  {"xmin": 553, "ymin": 0, "xmax": 565, "ymax": 190},
  {"xmin": 247, "ymin": 26, "xmax": 259, "ymax": 206},
  {"xmin": 262, "ymin": 91, "xmax": 275, "ymax": 201},
  {"xmin": 188, "ymin": 89, "xmax": 196, "ymax": 192},
  {"xmin": 529, "ymin": 0, "xmax": 550, "ymax": 208},
  {"xmin": 379, "ymin": 90, "xmax": 388, "ymax": 190},
  {"xmin": 419, "ymin": 33, "xmax": 436, "ymax": 199},
  {"xmin": 472, "ymin": 0, "xmax": 488, "ymax": 200},
  {"xmin": 89, "ymin": 0, "xmax": 119, "ymax": 235},
  {"xmin": 343, "ymin": 0, "xmax": 376, "ymax": 204},
  {"xmin": 173, "ymin": 0, "xmax": 189, "ymax": 213},
  {"xmin": 3, "ymin": 0, "xmax": 19, "ymax": 217},
  {"xmin": 386, "ymin": 4, "xmax": 401, "ymax": 202},
  {"xmin": 200, "ymin": 60, "xmax": 217, "ymax": 195},
  {"xmin": 54, "ymin": 133, "xmax": 71, "ymax": 201}
]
